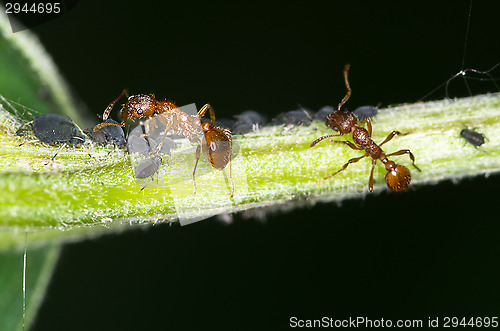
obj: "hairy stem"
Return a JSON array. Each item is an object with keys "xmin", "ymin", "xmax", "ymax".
[{"xmin": 1, "ymin": 93, "xmax": 499, "ymax": 249}]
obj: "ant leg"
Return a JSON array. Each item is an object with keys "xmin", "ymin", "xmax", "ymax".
[
  {"xmin": 197, "ymin": 104, "xmax": 216, "ymax": 126},
  {"xmin": 368, "ymin": 158, "xmax": 377, "ymax": 192},
  {"xmin": 323, "ymin": 154, "xmax": 367, "ymax": 181},
  {"xmin": 102, "ymin": 89, "xmax": 128, "ymax": 121},
  {"xmin": 229, "ymin": 141, "xmax": 234, "ymax": 198},
  {"xmin": 386, "ymin": 149, "xmax": 421, "ymax": 172},
  {"xmin": 192, "ymin": 142, "xmax": 201, "ymax": 195},
  {"xmin": 365, "ymin": 117, "xmax": 373, "ymax": 137},
  {"xmin": 149, "ymin": 115, "xmax": 173, "ymax": 157},
  {"xmin": 330, "ymin": 140, "xmax": 363, "ymax": 150},
  {"xmin": 378, "ymin": 130, "xmax": 406, "ymax": 147},
  {"xmin": 310, "ymin": 133, "xmax": 342, "ymax": 147}
]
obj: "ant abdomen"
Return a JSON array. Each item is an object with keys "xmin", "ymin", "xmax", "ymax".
[
  {"xmin": 201, "ymin": 121, "xmax": 232, "ymax": 171},
  {"xmin": 385, "ymin": 163, "xmax": 411, "ymax": 192}
]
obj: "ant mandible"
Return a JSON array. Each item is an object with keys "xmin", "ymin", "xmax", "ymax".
[{"xmin": 310, "ymin": 64, "xmax": 421, "ymax": 192}]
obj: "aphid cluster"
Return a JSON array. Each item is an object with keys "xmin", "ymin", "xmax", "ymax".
[
  {"xmin": 11, "ymin": 89, "xmax": 237, "ymax": 195},
  {"xmin": 13, "ymin": 62, "xmax": 456, "ymax": 195}
]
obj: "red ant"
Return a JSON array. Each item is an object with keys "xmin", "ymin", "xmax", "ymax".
[
  {"xmin": 140, "ymin": 101, "xmax": 234, "ymax": 195},
  {"xmin": 93, "ymin": 89, "xmax": 180, "ymax": 132},
  {"xmin": 310, "ymin": 64, "xmax": 421, "ymax": 192},
  {"xmin": 151, "ymin": 103, "xmax": 234, "ymax": 197},
  {"xmin": 197, "ymin": 116, "xmax": 234, "ymax": 198},
  {"xmin": 95, "ymin": 89, "xmax": 234, "ymax": 195}
]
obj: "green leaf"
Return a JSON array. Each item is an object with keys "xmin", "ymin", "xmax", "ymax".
[
  {"xmin": 0, "ymin": 10, "xmax": 90, "ymax": 126},
  {"xmin": 0, "ymin": 243, "xmax": 61, "ymax": 331}
]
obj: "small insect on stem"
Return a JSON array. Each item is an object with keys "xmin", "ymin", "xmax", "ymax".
[
  {"xmin": 310, "ymin": 64, "xmax": 421, "ymax": 192},
  {"xmin": 16, "ymin": 113, "xmax": 86, "ymax": 146},
  {"xmin": 460, "ymin": 127, "xmax": 487, "ymax": 150}
]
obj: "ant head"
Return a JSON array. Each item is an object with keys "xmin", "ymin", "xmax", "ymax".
[
  {"xmin": 325, "ymin": 111, "xmax": 357, "ymax": 135},
  {"xmin": 125, "ymin": 94, "xmax": 157, "ymax": 117},
  {"xmin": 384, "ymin": 161, "xmax": 411, "ymax": 192}
]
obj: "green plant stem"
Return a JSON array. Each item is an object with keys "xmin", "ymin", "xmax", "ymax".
[{"xmin": 1, "ymin": 93, "xmax": 500, "ymax": 249}]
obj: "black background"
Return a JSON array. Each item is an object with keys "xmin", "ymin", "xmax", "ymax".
[{"xmin": 21, "ymin": 0, "xmax": 500, "ymax": 330}]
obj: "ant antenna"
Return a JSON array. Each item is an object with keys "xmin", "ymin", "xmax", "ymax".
[
  {"xmin": 460, "ymin": 0, "xmax": 473, "ymax": 71},
  {"xmin": 310, "ymin": 134, "xmax": 342, "ymax": 148},
  {"xmin": 338, "ymin": 64, "xmax": 351, "ymax": 110}
]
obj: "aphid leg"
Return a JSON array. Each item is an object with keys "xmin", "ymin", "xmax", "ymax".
[
  {"xmin": 197, "ymin": 103, "xmax": 216, "ymax": 126},
  {"xmin": 15, "ymin": 121, "xmax": 34, "ymax": 136},
  {"xmin": 368, "ymin": 158, "xmax": 377, "ymax": 192},
  {"xmin": 329, "ymin": 140, "xmax": 364, "ymax": 150},
  {"xmin": 386, "ymin": 149, "xmax": 421, "ymax": 172},
  {"xmin": 323, "ymin": 154, "xmax": 367, "ymax": 181},
  {"xmin": 149, "ymin": 116, "xmax": 173, "ymax": 157},
  {"xmin": 43, "ymin": 152, "xmax": 59, "ymax": 166}
]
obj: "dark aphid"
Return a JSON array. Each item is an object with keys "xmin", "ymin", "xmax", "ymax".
[
  {"xmin": 460, "ymin": 127, "xmax": 486, "ymax": 149},
  {"xmin": 134, "ymin": 155, "xmax": 163, "ymax": 191},
  {"xmin": 353, "ymin": 105, "xmax": 379, "ymax": 121},
  {"xmin": 233, "ymin": 110, "xmax": 267, "ymax": 134},
  {"xmin": 16, "ymin": 113, "xmax": 85, "ymax": 146},
  {"xmin": 126, "ymin": 123, "xmax": 175, "ymax": 191},
  {"xmin": 315, "ymin": 106, "xmax": 335, "ymax": 121},
  {"xmin": 134, "ymin": 155, "xmax": 162, "ymax": 180},
  {"xmin": 271, "ymin": 108, "xmax": 314, "ymax": 126},
  {"xmin": 310, "ymin": 64, "xmax": 420, "ymax": 192},
  {"xmin": 127, "ymin": 122, "xmax": 175, "ymax": 157},
  {"xmin": 85, "ymin": 119, "xmax": 126, "ymax": 147},
  {"xmin": 213, "ymin": 118, "xmax": 235, "ymax": 131}
]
